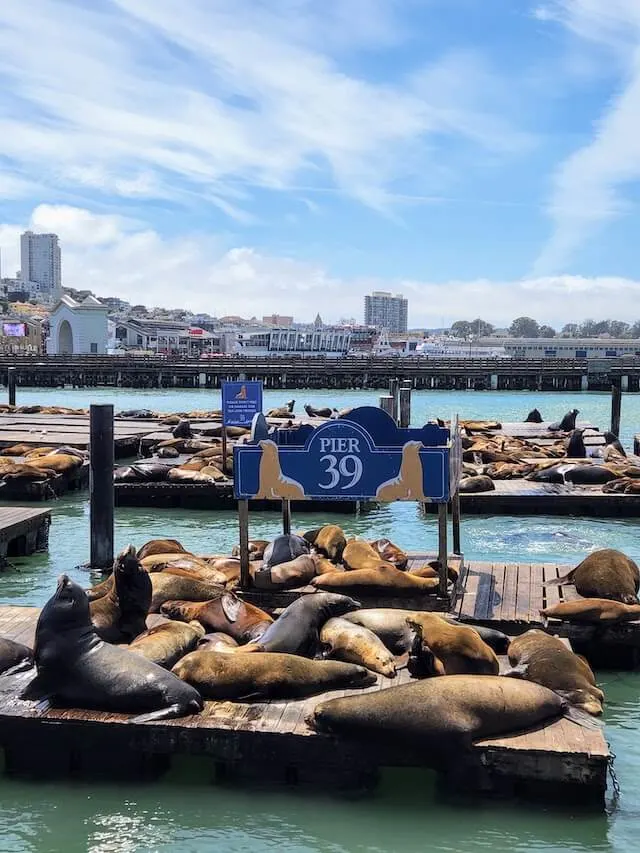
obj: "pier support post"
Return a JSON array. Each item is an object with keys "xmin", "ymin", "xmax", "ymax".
[
  {"xmin": 452, "ymin": 491, "xmax": 461, "ymax": 555},
  {"xmin": 379, "ymin": 395, "xmax": 394, "ymax": 419},
  {"xmin": 437, "ymin": 503, "xmax": 448, "ymax": 597},
  {"xmin": 7, "ymin": 367, "xmax": 16, "ymax": 407},
  {"xmin": 282, "ymin": 499, "xmax": 291, "ymax": 535},
  {"xmin": 221, "ymin": 426, "xmax": 229, "ymax": 475},
  {"xmin": 238, "ymin": 499, "xmax": 250, "ymax": 589},
  {"xmin": 490, "ymin": 374, "xmax": 498, "ymax": 391},
  {"xmin": 89, "ymin": 404, "xmax": 114, "ymax": 571},
  {"xmin": 389, "ymin": 379, "xmax": 400, "ymax": 423},
  {"xmin": 581, "ymin": 375, "xmax": 588, "ymax": 391},
  {"xmin": 399, "ymin": 381, "xmax": 411, "ymax": 428},
  {"xmin": 611, "ymin": 382, "xmax": 622, "ymax": 437},
  {"xmin": 621, "ymin": 375, "xmax": 629, "ymax": 392}
]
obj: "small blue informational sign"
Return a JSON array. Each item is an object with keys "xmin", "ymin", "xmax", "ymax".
[{"xmin": 222, "ymin": 381, "xmax": 263, "ymax": 427}]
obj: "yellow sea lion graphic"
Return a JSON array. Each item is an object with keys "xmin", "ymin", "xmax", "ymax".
[
  {"xmin": 254, "ymin": 440, "xmax": 306, "ymax": 500},
  {"xmin": 375, "ymin": 441, "xmax": 428, "ymax": 502}
]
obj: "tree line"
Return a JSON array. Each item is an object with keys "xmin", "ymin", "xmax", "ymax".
[{"xmin": 449, "ymin": 318, "xmax": 640, "ymax": 339}]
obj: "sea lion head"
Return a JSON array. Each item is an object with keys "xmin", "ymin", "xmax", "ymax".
[
  {"xmin": 315, "ymin": 592, "xmax": 361, "ymax": 618},
  {"xmin": 114, "ymin": 544, "xmax": 152, "ymax": 605},
  {"xmin": 42, "ymin": 574, "xmax": 91, "ymax": 632}
]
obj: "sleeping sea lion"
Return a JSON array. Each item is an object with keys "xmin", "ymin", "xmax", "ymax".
[
  {"xmin": 149, "ymin": 575, "xmax": 225, "ymax": 612},
  {"xmin": 138, "ymin": 539, "xmax": 187, "ymax": 560},
  {"xmin": 548, "ymin": 409, "xmax": 579, "ymax": 432},
  {"xmin": 128, "ymin": 621, "xmax": 205, "ymax": 669},
  {"xmin": 198, "ymin": 632, "xmax": 239, "ymax": 652},
  {"xmin": 253, "ymin": 555, "xmax": 317, "ymax": 590},
  {"xmin": 441, "ymin": 618, "xmax": 510, "ymax": 653},
  {"xmin": 304, "ymin": 404, "xmax": 333, "ymax": 419},
  {"xmin": 407, "ymin": 613, "xmax": 499, "ymax": 677},
  {"xmin": 309, "ymin": 676, "xmax": 569, "ymax": 758},
  {"xmin": 257, "ymin": 593, "xmax": 360, "ymax": 657},
  {"xmin": 263, "ymin": 534, "xmax": 310, "ymax": 569},
  {"xmin": 525, "ymin": 409, "xmax": 543, "ymax": 423},
  {"xmin": 0, "ymin": 637, "xmax": 33, "ymax": 674},
  {"xmin": 505, "ymin": 630, "xmax": 603, "ymax": 715},
  {"xmin": 342, "ymin": 609, "xmax": 414, "ymax": 654},
  {"xmin": 231, "ymin": 539, "xmax": 269, "ymax": 560},
  {"xmin": 172, "ymin": 651, "xmax": 375, "ymax": 700},
  {"xmin": 320, "ymin": 617, "xmax": 398, "ymax": 678},
  {"xmin": 546, "ymin": 549, "xmax": 639, "ymax": 603},
  {"xmin": 564, "ymin": 465, "xmax": 619, "ymax": 485},
  {"xmin": 312, "ymin": 564, "xmax": 439, "ymax": 595},
  {"xmin": 313, "ymin": 525, "xmax": 347, "ymax": 562},
  {"xmin": 541, "ymin": 598, "xmax": 640, "ymax": 624},
  {"xmin": 89, "ymin": 545, "xmax": 151, "ymax": 643},
  {"xmin": 160, "ymin": 595, "xmax": 272, "ymax": 643},
  {"xmin": 312, "ymin": 554, "xmax": 346, "ymax": 575},
  {"xmin": 525, "ymin": 466, "xmax": 566, "ymax": 483},
  {"xmin": 369, "ymin": 538, "xmax": 408, "ymax": 569},
  {"xmin": 458, "ymin": 475, "xmax": 495, "ymax": 493},
  {"xmin": 21, "ymin": 575, "xmax": 203, "ymax": 723},
  {"xmin": 342, "ymin": 539, "xmax": 386, "ymax": 571}
]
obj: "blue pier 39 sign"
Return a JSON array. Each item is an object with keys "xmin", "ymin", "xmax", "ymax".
[
  {"xmin": 222, "ymin": 381, "xmax": 263, "ymax": 427},
  {"xmin": 234, "ymin": 406, "xmax": 460, "ymax": 503}
]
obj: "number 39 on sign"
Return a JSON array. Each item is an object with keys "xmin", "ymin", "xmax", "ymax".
[{"xmin": 318, "ymin": 437, "xmax": 363, "ymax": 490}]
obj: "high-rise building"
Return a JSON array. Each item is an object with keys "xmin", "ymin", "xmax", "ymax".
[
  {"xmin": 364, "ymin": 291, "xmax": 408, "ymax": 333},
  {"xmin": 20, "ymin": 231, "xmax": 62, "ymax": 300}
]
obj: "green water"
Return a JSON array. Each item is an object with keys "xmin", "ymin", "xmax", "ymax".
[{"xmin": 0, "ymin": 387, "xmax": 639, "ymax": 851}]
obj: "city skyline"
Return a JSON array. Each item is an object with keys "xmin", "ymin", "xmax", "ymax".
[{"xmin": 1, "ymin": 2, "xmax": 639, "ymax": 325}]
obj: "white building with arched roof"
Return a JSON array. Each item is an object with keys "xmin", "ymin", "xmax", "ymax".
[{"xmin": 46, "ymin": 295, "xmax": 109, "ymax": 355}]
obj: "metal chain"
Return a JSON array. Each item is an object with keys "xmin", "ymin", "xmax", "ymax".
[{"xmin": 605, "ymin": 741, "xmax": 621, "ymax": 816}]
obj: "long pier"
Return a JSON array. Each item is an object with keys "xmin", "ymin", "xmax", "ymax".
[{"xmin": 1, "ymin": 354, "xmax": 639, "ymax": 391}]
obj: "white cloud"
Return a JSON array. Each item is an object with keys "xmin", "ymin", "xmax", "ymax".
[
  {"xmin": 3, "ymin": 205, "xmax": 639, "ymax": 327},
  {"xmin": 534, "ymin": 0, "xmax": 640, "ymax": 273}
]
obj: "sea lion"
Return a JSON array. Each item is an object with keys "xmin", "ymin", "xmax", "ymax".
[
  {"xmin": 548, "ymin": 409, "xmax": 579, "ymax": 432},
  {"xmin": 565, "ymin": 430, "xmax": 586, "ymax": 459},
  {"xmin": 231, "ymin": 539, "xmax": 269, "ymax": 560},
  {"xmin": 160, "ymin": 595, "xmax": 273, "ymax": 643},
  {"xmin": 172, "ymin": 419, "xmax": 193, "ymax": 439},
  {"xmin": 89, "ymin": 545, "xmax": 152, "ymax": 643},
  {"xmin": 25, "ymin": 453, "xmax": 83, "ymax": 474},
  {"xmin": 342, "ymin": 609, "xmax": 414, "ymax": 654},
  {"xmin": 167, "ymin": 468, "xmax": 220, "ymax": 484},
  {"xmin": 266, "ymin": 404, "xmax": 294, "ymax": 419},
  {"xmin": 312, "ymin": 564, "xmax": 440, "ymax": 595},
  {"xmin": 198, "ymin": 632, "xmax": 239, "ymax": 652},
  {"xmin": 525, "ymin": 409, "xmax": 543, "ymax": 423},
  {"xmin": 564, "ymin": 465, "xmax": 618, "ymax": 485},
  {"xmin": 458, "ymin": 475, "xmax": 495, "ymax": 493},
  {"xmin": 257, "ymin": 593, "xmax": 360, "ymax": 656},
  {"xmin": 409, "ymin": 560, "xmax": 459, "ymax": 583},
  {"xmin": 206, "ymin": 558, "xmax": 243, "ymax": 583},
  {"xmin": 603, "ymin": 431, "xmax": 626, "ymax": 458},
  {"xmin": 525, "ymin": 465, "xmax": 566, "ymax": 483},
  {"xmin": 263, "ymin": 534, "xmax": 310, "ymax": 569},
  {"xmin": 369, "ymin": 538, "xmax": 408, "ymax": 569},
  {"xmin": 541, "ymin": 598, "xmax": 640, "ymax": 624},
  {"xmin": 304, "ymin": 404, "xmax": 333, "ymax": 419},
  {"xmin": 116, "ymin": 462, "xmax": 169, "ymax": 483},
  {"xmin": 320, "ymin": 617, "xmax": 398, "ymax": 678},
  {"xmin": 159, "ymin": 564, "xmax": 230, "ymax": 586},
  {"xmin": 22, "ymin": 575, "xmax": 203, "ymax": 723},
  {"xmin": 172, "ymin": 651, "xmax": 375, "ymax": 700},
  {"xmin": 253, "ymin": 555, "xmax": 317, "ymax": 590},
  {"xmin": 407, "ymin": 613, "xmax": 499, "ymax": 677},
  {"xmin": 441, "ymin": 618, "xmax": 510, "ymax": 653},
  {"xmin": 86, "ymin": 573, "xmax": 115, "ymax": 601},
  {"xmin": 313, "ymin": 525, "xmax": 347, "ymax": 562},
  {"xmin": 157, "ymin": 446, "xmax": 179, "ymax": 459},
  {"xmin": 309, "ymin": 676, "xmax": 569, "ymax": 756},
  {"xmin": 505, "ymin": 630, "xmax": 603, "ymax": 715},
  {"xmin": 546, "ymin": 549, "xmax": 639, "ymax": 603},
  {"xmin": 342, "ymin": 539, "xmax": 385, "ymax": 570},
  {"xmin": 149, "ymin": 575, "xmax": 225, "ymax": 612},
  {"xmin": 312, "ymin": 554, "xmax": 345, "ymax": 575},
  {"xmin": 128, "ymin": 621, "xmax": 205, "ymax": 669},
  {"xmin": 0, "ymin": 637, "xmax": 33, "ymax": 674}
]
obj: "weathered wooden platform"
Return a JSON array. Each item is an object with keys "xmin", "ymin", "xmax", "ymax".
[
  {"xmin": 484, "ymin": 421, "xmax": 598, "ymax": 439},
  {"xmin": 0, "ymin": 462, "xmax": 89, "ymax": 501},
  {"xmin": 0, "ymin": 507, "xmax": 50, "ymax": 559},
  {"xmin": 0, "ymin": 606, "xmax": 608, "ymax": 802}
]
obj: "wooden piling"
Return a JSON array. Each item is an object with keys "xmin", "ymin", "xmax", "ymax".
[
  {"xmin": 221, "ymin": 425, "xmax": 229, "ymax": 475},
  {"xmin": 7, "ymin": 368, "xmax": 15, "ymax": 407},
  {"xmin": 452, "ymin": 490, "xmax": 461, "ymax": 555},
  {"xmin": 389, "ymin": 379, "xmax": 399, "ymax": 423},
  {"xmin": 282, "ymin": 499, "xmax": 291, "ymax": 535},
  {"xmin": 399, "ymin": 382, "xmax": 411, "ymax": 428},
  {"xmin": 89, "ymin": 404, "xmax": 114, "ymax": 570},
  {"xmin": 611, "ymin": 382, "xmax": 622, "ymax": 437},
  {"xmin": 438, "ymin": 503, "xmax": 448, "ymax": 597},
  {"xmin": 379, "ymin": 395, "xmax": 394, "ymax": 419},
  {"xmin": 238, "ymin": 499, "xmax": 250, "ymax": 588}
]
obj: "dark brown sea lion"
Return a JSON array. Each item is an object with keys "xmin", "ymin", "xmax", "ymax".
[
  {"xmin": 541, "ymin": 598, "xmax": 640, "ymax": 624},
  {"xmin": 564, "ymin": 465, "xmax": 619, "ymax": 485},
  {"xmin": 172, "ymin": 651, "xmax": 375, "ymax": 700},
  {"xmin": 309, "ymin": 676, "xmax": 569, "ymax": 756},
  {"xmin": 548, "ymin": 409, "xmax": 579, "ymax": 432},
  {"xmin": 253, "ymin": 555, "xmax": 317, "ymax": 590},
  {"xmin": 314, "ymin": 525, "xmax": 347, "ymax": 562},
  {"xmin": 525, "ymin": 465, "xmax": 566, "ymax": 483},
  {"xmin": 407, "ymin": 613, "xmax": 499, "ymax": 677},
  {"xmin": 312, "ymin": 565, "xmax": 439, "ymax": 595},
  {"xmin": 21, "ymin": 575, "xmax": 203, "ymax": 723},
  {"xmin": 160, "ymin": 595, "xmax": 272, "ymax": 643},
  {"xmin": 369, "ymin": 538, "xmax": 408, "ymax": 569},
  {"xmin": 505, "ymin": 630, "xmax": 603, "ymax": 715},
  {"xmin": 149, "ymin": 575, "xmax": 225, "ymax": 612},
  {"xmin": 0, "ymin": 637, "xmax": 33, "ymax": 674},
  {"xmin": 263, "ymin": 534, "xmax": 310, "ymax": 569},
  {"xmin": 320, "ymin": 617, "xmax": 397, "ymax": 678},
  {"xmin": 137, "ymin": 539, "xmax": 187, "ymax": 560},
  {"xmin": 546, "ymin": 549, "xmax": 639, "ymax": 603},
  {"xmin": 257, "ymin": 593, "xmax": 360, "ymax": 656},
  {"xmin": 458, "ymin": 475, "xmax": 495, "ymax": 493},
  {"xmin": 603, "ymin": 431, "xmax": 626, "ymax": 458},
  {"xmin": 128, "ymin": 621, "xmax": 205, "ymax": 669},
  {"xmin": 304, "ymin": 404, "xmax": 332, "ymax": 419},
  {"xmin": 525, "ymin": 408, "xmax": 543, "ymax": 423},
  {"xmin": 565, "ymin": 430, "xmax": 586, "ymax": 458},
  {"xmin": 172, "ymin": 419, "xmax": 193, "ymax": 439},
  {"xmin": 89, "ymin": 545, "xmax": 152, "ymax": 643}
]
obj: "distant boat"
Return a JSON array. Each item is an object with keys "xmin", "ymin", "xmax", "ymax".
[{"xmin": 415, "ymin": 338, "xmax": 509, "ymax": 359}]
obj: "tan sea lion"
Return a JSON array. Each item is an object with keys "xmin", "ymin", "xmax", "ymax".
[
  {"xmin": 369, "ymin": 538, "xmax": 408, "ymax": 569},
  {"xmin": 406, "ymin": 613, "xmax": 499, "ymax": 677},
  {"xmin": 172, "ymin": 651, "xmax": 376, "ymax": 700},
  {"xmin": 23, "ymin": 447, "xmax": 57, "ymax": 458},
  {"xmin": 167, "ymin": 468, "xmax": 220, "ymax": 484},
  {"xmin": 505, "ymin": 629, "xmax": 603, "ymax": 715},
  {"xmin": 546, "ymin": 549, "xmax": 639, "ymax": 604},
  {"xmin": 149, "ymin": 575, "xmax": 225, "ymax": 612},
  {"xmin": 160, "ymin": 564, "xmax": 230, "ymax": 586},
  {"xmin": 320, "ymin": 617, "xmax": 398, "ymax": 678},
  {"xmin": 25, "ymin": 453, "xmax": 83, "ymax": 474},
  {"xmin": 254, "ymin": 440, "xmax": 306, "ymax": 500},
  {"xmin": 312, "ymin": 564, "xmax": 439, "ymax": 595},
  {"xmin": 2, "ymin": 444, "xmax": 38, "ymax": 456},
  {"xmin": 198, "ymin": 632, "xmax": 239, "ymax": 651},
  {"xmin": 458, "ymin": 475, "xmax": 495, "ymax": 493},
  {"xmin": 253, "ymin": 555, "xmax": 317, "ymax": 589},
  {"xmin": 376, "ymin": 441, "xmax": 428, "ymax": 501},
  {"xmin": 86, "ymin": 573, "xmax": 115, "ymax": 601},
  {"xmin": 231, "ymin": 540, "xmax": 269, "ymax": 560},
  {"xmin": 541, "ymin": 598, "xmax": 640, "ymax": 624},
  {"xmin": 314, "ymin": 525, "xmax": 347, "ymax": 562},
  {"xmin": 161, "ymin": 595, "xmax": 272, "ymax": 643},
  {"xmin": 409, "ymin": 560, "xmax": 459, "ymax": 583},
  {"xmin": 137, "ymin": 539, "xmax": 187, "ymax": 560},
  {"xmin": 207, "ymin": 558, "xmax": 243, "ymax": 583},
  {"xmin": 342, "ymin": 539, "xmax": 386, "ymax": 571},
  {"xmin": 312, "ymin": 554, "xmax": 346, "ymax": 575},
  {"xmin": 139, "ymin": 552, "xmax": 199, "ymax": 571},
  {"xmin": 177, "ymin": 459, "xmax": 208, "ymax": 472},
  {"xmin": 128, "ymin": 620, "xmax": 205, "ymax": 669},
  {"xmin": 309, "ymin": 675, "xmax": 568, "ymax": 756},
  {"xmin": 89, "ymin": 545, "xmax": 152, "ymax": 643}
]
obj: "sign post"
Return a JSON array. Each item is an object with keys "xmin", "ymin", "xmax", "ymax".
[{"xmin": 222, "ymin": 381, "xmax": 263, "ymax": 475}]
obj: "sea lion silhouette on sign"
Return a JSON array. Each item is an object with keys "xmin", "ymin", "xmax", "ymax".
[
  {"xmin": 235, "ymin": 385, "xmax": 248, "ymax": 399},
  {"xmin": 375, "ymin": 441, "xmax": 428, "ymax": 502},
  {"xmin": 254, "ymin": 440, "xmax": 306, "ymax": 500}
]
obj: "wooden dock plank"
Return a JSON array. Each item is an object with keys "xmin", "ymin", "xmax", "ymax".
[
  {"xmin": 500, "ymin": 564, "xmax": 518, "ymax": 623},
  {"xmin": 528, "ymin": 563, "xmax": 544, "ymax": 624}
]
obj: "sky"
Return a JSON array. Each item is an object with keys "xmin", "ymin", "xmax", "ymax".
[{"xmin": 1, "ymin": 0, "xmax": 640, "ymax": 328}]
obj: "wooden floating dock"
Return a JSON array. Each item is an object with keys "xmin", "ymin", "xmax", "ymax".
[
  {"xmin": 0, "ymin": 462, "xmax": 89, "ymax": 502},
  {"xmin": 0, "ymin": 507, "xmax": 50, "ymax": 559},
  {"xmin": 0, "ymin": 606, "xmax": 608, "ymax": 802}
]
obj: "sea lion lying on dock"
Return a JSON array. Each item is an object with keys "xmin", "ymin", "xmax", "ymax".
[
  {"xmin": 458, "ymin": 475, "xmax": 495, "ymax": 493},
  {"xmin": 369, "ymin": 538, "xmax": 408, "ymax": 569},
  {"xmin": 263, "ymin": 534, "xmax": 310, "ymax": 569},
  {"xmin": 231, "ymin": 539, "xmax": 269, "ymax": 560},
  {"xmin": 128, "ymin": 621, "xmax": 205, "ymax": 669},
  {"xmin": 564, "ymin": 465, "xmax": 619, "ymax": 485},
  {"xmin": 149, "ymin": 574, "xmax": 226, "ymax": 612},
  {"xmin": 90, "ymin": 545, "xmax": 151, "ymax": 643},
  {"xmin": 304, "ymin": 404, "xmax": 333, "ymax": 419},
  {"xmin": 407, "ymin": 613, "xmax": 499, "ymax": 677},
  {"xmin": 546, "ymin": 549, "xmax": 639, "ymax": 604},
  {"xmin": 320, "ymin": 617, "xmax": 398, "ymax": 678},
  {"xmin": 161, "ymin": 595, "xmax": 272, "ymax": 643},
  {"xmin": 0, "ymin": 637, "xmax": 33, "ymax": 674},
  {"xmin": 138, "ymin": 539, "xmax": 187, "ymax": 560},
  {"xmin": 541, "ymin": 598, "xmax": 640, "ymax": 624},
  {"xmin": 504, "ymin": 630, "xmax": 603, "ymax": 715},
  {"xmin": 173, "ymin": 651, "xmax": 375, "ymax": 700},
  {"xmin": 312, "ymin": 563, "xmax": 440, "ymax": 595},
  {"xmin": 257, "ymin": 593, "xmax": 360, "ymax": 656},
  {"xmin": 253, "ymin": 555, "xmax": 317, "ymax": 589},
  {"xmin": 22, "ymin": 575, "xmax": 203, "ymax": 723}
]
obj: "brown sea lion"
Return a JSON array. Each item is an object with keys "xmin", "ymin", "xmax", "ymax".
[
  {"xmin": 253, "ymin": 555, "xmax": 317, "ymax": 590},
  {"xmin": 89, "ymin": 545, "xmax": 152, "ymax": 643},
  {"xmin": 320, "ymin": 617, "xmax": 398, "ymax": 678},
  {"xmin": 86, "ymin": 573, "xmax": 115, "ymax": 601},
  {"xmin": 313, "ymin": 525, "xmax": 347, "ymax": 562},
  {"xmin": 177, "ymin": 459, "xmax": 208, "ymax": 472},
  {"xmin": 458, "ymin": 475, "xmax": 495, "ymax": 493},
  {"xmin": 159, "ymin": 564, "xmax": 230, "ymax": 586},
  {"xmin": 161, "ymin": 595, "xmax": 272, "ymax": 643},
  {"xmin": 231, "ymin": 539, "xmax": 269, "ymax": 560},
  {"xmin": 309, "ymin": 676, "xmax": 568, "ymax": 756},
  {"xmin": 149, "ymin": 575, "xmax": 225, "ymax": 613},
  {"xmin": 2, "ymin": 444, "xmax": 38, "ymax": 456},
  {"xmin": 137, "ymin": 539, "xmax": 187, "ymax": 560},
  {"xmin": 505, "ymin": 630, "xmax": 603, "ymax": 715},
  {"xmin": 406, "ymin": 613, "xmax": 499, "ymax": 677},
  {"xmin": 546, "ymin": 549, "xmax": 639, "ymax": 604},
  {"xmin": 342, "ymin": 539, "xmax": 387, "ymax": 571},
  {"xmin": 198, "ymin": 632, "xmax": 239, "ymax": 651},
  {"xmin": 207, "ymin": 558, "xmax": 243, "ymax": 583},
  {"xmin": 541, "ymin": 598, "xmax": 640, "ymax": 624},
  {"xmin": 312, "ymin": 554, "xmax": 346, "ymax": 575},
  {"xmin": 128, "ymin": 620, "xmax": 205, "ymax": 669},
  {"xmin": 25, "ymin": 453, "xmax": 83, "ymax": 474},
  {"xmin": 1, "ymin": 463, "xmax": 56, "ymax": 481},
  {"xmin": 173, "ymin": 651, "xmax": 375, "ymax": 700},
  {"xmin": 409, "ymin": 560, "xmax": 459, "ymax": 583},
  {"xmin": 312, "ymin": 564, "xmax": 439, "ymax": 595},
  {"xmin": 369, "ymin": 538, "xmax": 408, "ymax": 569}
]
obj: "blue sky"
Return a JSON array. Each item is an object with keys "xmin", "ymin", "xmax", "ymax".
[{"xmin": 1, "ymin": 0, "xmax": 639, "ymax": 327}]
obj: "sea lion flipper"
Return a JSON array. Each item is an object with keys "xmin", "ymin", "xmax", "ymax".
[
  {"xmin": 128, "ymin": 702, "xmax": 197, "ymax": 724},
  {"xmin": 563, "ymin": 706, "xmax": 604, "ymax": 731},
  {"xmin": 502, "ymin": 663, "xmax": 528, "ymax": 679},
  {"xmin": 221, "ymin": 593, "xmax": 242, "ymax": 623},
  {"xmin": 19, "ymin": 672, "xmax": 50, "ymax": 701},
  {"xmin": 544, "ymin": 569, "xmax": 575, "ymax": 587}
]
